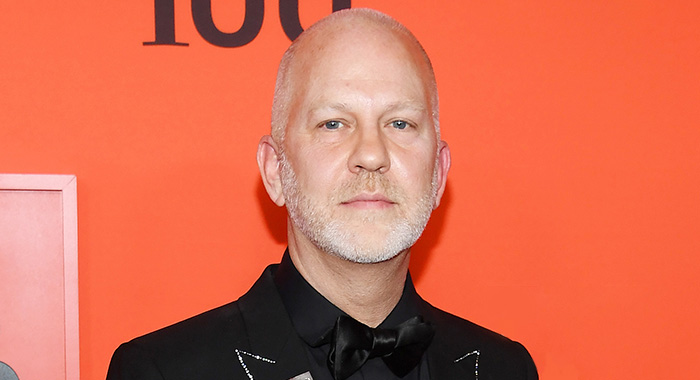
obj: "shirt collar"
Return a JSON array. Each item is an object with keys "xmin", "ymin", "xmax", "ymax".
[{"xmin": 273, "ymin": 249, "xmax": 425, "ymax": 346}]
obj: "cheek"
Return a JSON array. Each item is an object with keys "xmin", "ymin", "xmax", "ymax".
[
  {"xmin": 290, "ymin": 149, "xmax": 346, "ymax": 193},
  {"xmin": 392, "ymin": 147, "xmax": 437, "ymax": 185}
]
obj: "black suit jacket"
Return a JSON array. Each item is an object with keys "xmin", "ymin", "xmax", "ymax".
[{"xmin": 107, "ymin": 265, "xmax": 538, "ymax": 380}]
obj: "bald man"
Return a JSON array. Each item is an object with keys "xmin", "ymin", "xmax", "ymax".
[{"xmin": 107, "ymin": 9, "xmax": 538, "ymax": 380}]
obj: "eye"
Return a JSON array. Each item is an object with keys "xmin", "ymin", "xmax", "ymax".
[
  {"xmin": 390, "ymin": 120, "xmax": 409, "ymax": 130},
  {"xmin": 322, "ymin": 120, "xmax": 343, "ymax": 130}
]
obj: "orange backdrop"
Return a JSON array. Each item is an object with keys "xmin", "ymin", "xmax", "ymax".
[{"xmin": 2, "ymin": 1, "xmax": 699, "ymax": 379}]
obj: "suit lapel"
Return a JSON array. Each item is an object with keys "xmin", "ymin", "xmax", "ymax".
[
  {"xmin": 420, "ymin": 298, "xmax": 481, "ymax": 380},
  {"xmin": 235, "ymin": 266, "xmax": 311, "ymax": 379},
  {"xmin": 427, "ymin": 334, "xmax": 479, "ymax": 380}
]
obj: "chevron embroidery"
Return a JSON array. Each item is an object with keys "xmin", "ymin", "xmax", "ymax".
[
  {"xmin": 234, "ymin": 349, "xmax": 276, "ymax": 380},
  {"xmin": 454, "ymin": 349, "xmax": 480, "ymax": 380}
]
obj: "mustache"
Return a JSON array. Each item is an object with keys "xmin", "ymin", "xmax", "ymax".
[{"xmin": 335, "ymin": 172, "xmax": 402, "ymax": 202}]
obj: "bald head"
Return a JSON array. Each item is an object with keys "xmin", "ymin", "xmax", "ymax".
[{"xmin": 270, "ymin": 8, "xmax": 439, "ymax": 144}]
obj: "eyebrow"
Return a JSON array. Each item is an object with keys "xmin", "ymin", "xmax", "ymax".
[
  {"xmin": 311, "ymin": 102, "xmax": 352, "ymax": 113},
  {"xmin": 309, "ymin": 101, "xmax": 428, "ymax": 115},
  {"xmin": 383, "ymin": 101, "xmax": 428, "ymax": 114}
]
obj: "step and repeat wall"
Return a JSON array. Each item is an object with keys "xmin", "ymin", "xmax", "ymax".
[{"xmin": 2, "ymin": 1, "xmax": 699, "ymax": 379}]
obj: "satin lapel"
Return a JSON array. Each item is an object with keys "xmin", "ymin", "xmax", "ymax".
[{"xmin": 236, "ymin": 266, "xmax": 311, "ymax": 379}]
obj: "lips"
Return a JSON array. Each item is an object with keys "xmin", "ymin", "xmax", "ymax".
[{"xmin": 341, "ymin": 193, "xmax": 396, "ymax": 209}]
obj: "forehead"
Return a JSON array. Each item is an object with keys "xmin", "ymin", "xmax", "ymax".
[{"xmin": 289, "ymin": 26, "xmax": 432, "ymax": 110}]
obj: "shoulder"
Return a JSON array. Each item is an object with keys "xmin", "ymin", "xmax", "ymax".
[
  {"xmin": 107, "ymin": 301, "xmax": 248, "ymax": 379},
  {"xmin": 426, "ymin": 303, "xmax": 539, "ymax": 379},
  {"xmin": 106, "ymin": 265, "xmax": 281, "ymax": 380},
  {"xmin": 126, "ymin": 300, "xmax": 247, "ymax": 352}
]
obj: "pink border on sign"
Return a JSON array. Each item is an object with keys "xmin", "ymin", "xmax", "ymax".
[{"xmin": 0, "ymin": 174, "xmax": 79, "ymax": 380}]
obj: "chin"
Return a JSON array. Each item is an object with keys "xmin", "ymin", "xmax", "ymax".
[
  {"xmin": 330, "ymin": 248, "xmax": 402, "ymax": 264},
  {"xmin": 319, "ymin": 234, "xmax": 413, "ymax": 264},
  {"xmin": 307, "ymin": 218, "xmax": 426, "ymax": 265}
]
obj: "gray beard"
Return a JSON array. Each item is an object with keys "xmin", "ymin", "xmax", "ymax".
[{"xmin": 278, "ymin": 151, "xmax": 438, "ymax": 264}]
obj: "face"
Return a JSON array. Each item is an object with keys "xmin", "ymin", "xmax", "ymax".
[{"xmin": 276, "ymin": 27, "xmax": 448, "ymax": 264}]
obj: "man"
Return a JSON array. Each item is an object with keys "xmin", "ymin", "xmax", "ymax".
[{"xmin": 107, "ymin": 8, "xmax": 538, "ymax": 380}]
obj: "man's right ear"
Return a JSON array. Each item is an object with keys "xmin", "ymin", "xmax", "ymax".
[{"xmin": 257, "ymin": 135, "xmax": 286, "ymax": 206}]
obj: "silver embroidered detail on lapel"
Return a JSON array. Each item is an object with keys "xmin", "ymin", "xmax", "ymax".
[
  {"xmin": 235, "ymin": 349, "xmax": 276, "ymax": 380},
  {"xmin": 454, "ymin": 350, "xmax": 480, "ymax": 380}
]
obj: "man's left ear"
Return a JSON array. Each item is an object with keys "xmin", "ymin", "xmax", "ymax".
[
  {"xmin": 257, "ymin": 135, "xmax": 286, "ymax": 207},
  {"xmin": 433, "ymin": 140, "xmax": 451, "ymax": 209}
]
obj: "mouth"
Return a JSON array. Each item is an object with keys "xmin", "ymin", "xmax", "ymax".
[{"xmin": 340, "ymin": 193, "xmax": 396, "ymax": 209}]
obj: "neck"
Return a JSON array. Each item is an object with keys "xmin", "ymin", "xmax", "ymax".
[{"xmin": 287, "ymin": 226, "xmax": 411, "ymax": 328}]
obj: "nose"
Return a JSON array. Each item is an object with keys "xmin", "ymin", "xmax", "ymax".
[{"xmin": 347, "ymin": 125, "xmax": 391, "ymax": 174}]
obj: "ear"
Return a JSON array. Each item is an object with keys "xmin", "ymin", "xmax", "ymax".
[
  {"xmin": 433, "ymin": 140, "xmax": 451, "ymax": 209},
  {"xmin": 257, "ymin": 135, "xmax": 286, "ymax": 207}
]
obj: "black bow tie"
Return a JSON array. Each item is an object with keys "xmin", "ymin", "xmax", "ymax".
[{"xmin": 324, "ymin": 315, "xmax": 435, "ymax": 380}]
